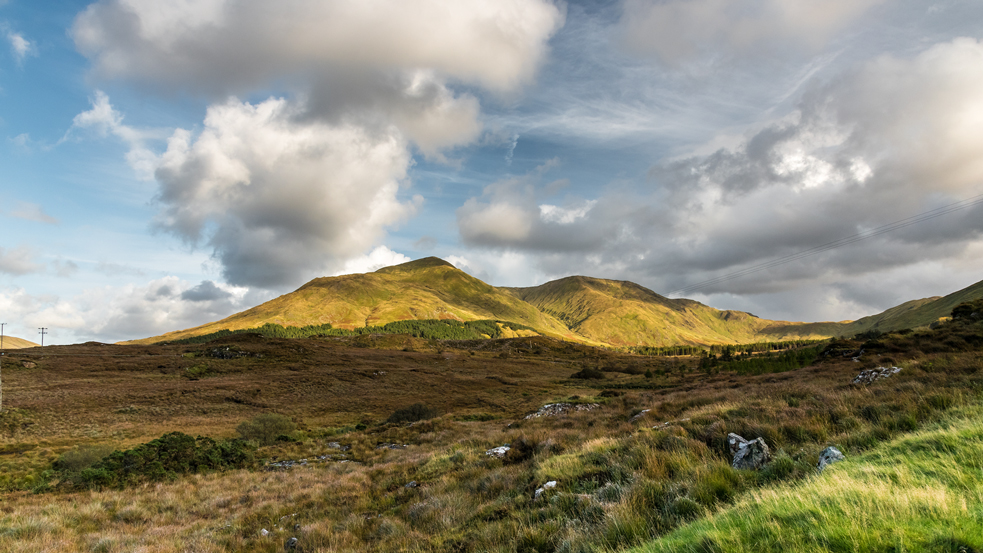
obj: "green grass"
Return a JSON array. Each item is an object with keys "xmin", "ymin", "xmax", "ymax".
[{"xmin": 634, "ymin": 405, "xmax": 983, "ymax": 553}]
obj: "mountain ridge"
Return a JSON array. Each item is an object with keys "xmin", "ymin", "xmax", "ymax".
[{"xmin": 124, "ymin": 257, "xmax": 983, "ymax": 347}]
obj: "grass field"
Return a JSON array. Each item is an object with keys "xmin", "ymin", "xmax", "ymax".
[{"xmin": 0, "ymin": 303, "xmax": 980, "ymax": 552}]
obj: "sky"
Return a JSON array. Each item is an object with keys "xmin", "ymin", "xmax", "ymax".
[{"xmin": 1, "ymin": 0, "xmax": 982, "ymax": 345}]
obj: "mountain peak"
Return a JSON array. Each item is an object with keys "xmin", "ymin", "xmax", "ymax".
[{"xmin": 374, "ymin": 256, "xmax": 455, "ymax": 274}]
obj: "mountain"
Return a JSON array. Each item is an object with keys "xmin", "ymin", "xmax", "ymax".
[
  {"xmin": 126, "ymin": 257, "xmax": 983, "ymax": 348},
  {"xmin": 507, "ymin": 276, "xmax": 836, "ymax": 346},
  {"xmin": 129, "ymin": 258, "xmax": 584, "ymax": 345},
  {"xmin": 835, "ymin": 278, "xmax": 983, "ymax": 336},
  {"xmin": 1, "ymin": 336, "xmax": 40, "ymax": 349}
]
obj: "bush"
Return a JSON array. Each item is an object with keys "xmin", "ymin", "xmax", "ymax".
[
  {"xmin": 58, "ymin": 432, "xmax": 254, "ymax": 490},
  {"xmin": 386, "ymin": 403, "xmax": 438, "ymax": 425},
  {"xmin": 571, "ymin": 367, "xmax": 605, "ymax": 379},
  {"xmin": 237, "ymin": 413, "xmax": 297, "ymax": 446},
  {"xmin": 53, "ymin": 444, "xmax": 115, "ymax": 474}
]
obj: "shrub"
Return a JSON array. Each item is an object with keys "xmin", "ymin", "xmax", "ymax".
[
  {"xmin": 59, "ymin": 432, "xmax": 254, "ymax": 489},
  {"xmin": 237, "ymin": 413, "xmax": 297, "ymax": 446},
  {"xmin": 52, "ymin": 444, "xmax": 115, "ymax": 474},
  {"xmin": 571, "ymin": 367, "xmax": 605, "ymax": 379},
  {"xmin": 386, "ymin": 403, "xmax": 438, "ymax": 425}
]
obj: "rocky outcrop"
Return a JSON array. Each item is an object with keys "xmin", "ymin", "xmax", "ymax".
[
  {"xmin": 525, "ymin": 403, "xmax": 599, "ymax": 419},
  {"xmin": 852, "ymin": 366, "xmax": 901, "ymax": 385},
  {"xmin": 728, "ymin": 433, "xmax": 771, "ymax": 470},
  {"xmin": 817, "ymin": 446, "xmax": 845, "ymax": 472}
]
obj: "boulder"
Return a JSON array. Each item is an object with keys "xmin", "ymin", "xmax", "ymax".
[
  {"xmin": 485, "ymin": 445, "xmax": 511, "ymax": 458},
  {"xmin": 405, "ymin": 481, "xmax": 418, "ymax": 488},
  {"xmin": 534, "ymin": 480, "xmax": 558, "ymax": 500},
  {"xmin": 285, "ymin": 537, "xmax": 299, "ymax": 551},
  {"xmin": 728, "ymin": 433, "xmax": 771, "ymax": 470},
  {"xmin": 852, "ymin": 366, "xmax": 901, "ymax": 385},
  {"xmin": 524, "ymin": 403, "xmax": 599, "ymax": 419},
  {"xmin": 817, "ymin": 446, "xmax": 845, "ymax": 472}
]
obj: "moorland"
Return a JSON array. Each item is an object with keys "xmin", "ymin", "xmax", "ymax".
[{"xmin": 0, "ymin": 289, "xmax": 981, "ymax": 552}]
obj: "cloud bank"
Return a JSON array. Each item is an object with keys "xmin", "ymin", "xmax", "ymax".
[
  {"xmin": 458, "ymin": 37, "xmax": 983, "ymax": 309},
  {"xmin": 72, "ymin": 0, "xmax": 565, "ymax": 289}
]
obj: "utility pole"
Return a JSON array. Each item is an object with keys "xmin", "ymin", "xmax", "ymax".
[
  {"xmin": 38, "ymin": 327, "xmax": 47, "ymax": 348},
  {"xmin": 0, "ymin": 323, "xmax": 4, "ymax": 412}
]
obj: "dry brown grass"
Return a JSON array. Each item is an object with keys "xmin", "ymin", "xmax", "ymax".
[{"xmin": 0, "ymin": 322, "xmax": 980, "ymax": 552}]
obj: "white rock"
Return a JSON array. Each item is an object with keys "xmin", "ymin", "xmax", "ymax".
[
  {"xmin": 486, "ymin": 446, "xmax": 511, "ymax": 458},
  {"xmin": 534, "ymin": 480, "xmax": 558, "ymax": 499}
]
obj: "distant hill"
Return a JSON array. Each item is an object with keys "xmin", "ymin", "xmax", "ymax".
[
  {"xmin": 1, "ymin": 336, "xmax": 39, "ymax": 349},
  {"xmin": 125, "ymin": 256, "xmax": 983, "ymax": 348},
  {"xmin": 507, "ymin": 276, "xmax": 832, "ymax": 346}
]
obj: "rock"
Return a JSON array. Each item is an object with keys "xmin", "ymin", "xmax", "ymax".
[
  {"xmin": 727, "ymin": 433, "xmax": 747, "ymax": 456},
  {"xmin": 21, "ymin": 361, "xmax": 36, "ymax": 369},
  {"xmin": 405, "ymin": 481, "xmax": 418, "ymax": 488},
  {"xmin": 485, "ymin": 445, "xmax": 511, "ymax": 458},
  {"xmin": 728, "ymin": 433, "xmax": 771, "ymax": 470},
  {"xmin": 524, "ymin": 403, "xmax": 600, "ymax": 419},
  {"xmin": 534, "ymin": 480, "xmax": 558, "ymax": 500},
  {"xmin": 852, "ymin": 366, "xmax": 901, "ymax": 385},
  {"xmin": 817, "ymin": 446, "xmax": 845, "ymax": 472},
  {"xmin": 260, "ymin": 528, "xmax": 270, "ymax": 537},
  {"xmin": 285, "ymin": 537, "xmax": 298, "ymax": 550},
  {"xmin": 629, "ymin": 409, "xmax": 650, "ymax": 422},
  {"xmin": 375, "ymin": 443, "xmax": 408, "ymax": 450},
  {"xmin": 326, "ymin": 442, "xmax": 350, "ymax": 451}
]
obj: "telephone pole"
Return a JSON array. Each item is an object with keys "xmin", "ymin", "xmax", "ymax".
[
  {"xmin": 38, "ymin": 327, "xmax": 47, "ymax": 348},
  {"xmin": 1, "ymin": 323, "xmax": 5, "ymax": 412}
]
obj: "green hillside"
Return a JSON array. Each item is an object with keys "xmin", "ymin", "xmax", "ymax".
[
  {"xmin": 128, "ymin": 258, "xmax": 583, "ymax": 345},
  {"xmin": 126, "ymin": 257, "xmax": 983, "ymax": 348},
  {"xmin": 836, "ymin": 278, "xmax": 983, "ymax": 336},
  {"xmin": 508, "ymin": 276, "xmax": 834, "ymax": 347}
]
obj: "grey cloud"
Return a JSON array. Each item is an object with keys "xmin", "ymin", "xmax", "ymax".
[
  {"xmin": 0, "ymin": 246, "xmax": 43, "ymax": 275},
  {"xmin": 153, "ymin": 97, "xmax": 417, "ymax": 288},
  {"xmin": 621, "ymin": 0, "xmax": 887, "ymax": 65},
  {"xmin": 180, "ymin": 280, "xmax": 232, "ymax": 302},
  {"xmin": 457, "ymin": 37, "xmax": 983, "ymax": 303},
  {"xmin": 73, "ymin": 0, "xmax": 563, "ymax": 156},
  {"xmin": 9, "ymin": 202, "xmax": 59, "ymax": 224}
]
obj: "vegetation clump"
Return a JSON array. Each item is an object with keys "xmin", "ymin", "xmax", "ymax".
[
  {"xmin": 54, "ymin": 432, "xmax": 254, "ymax": 490},
  {"xmin": 236, "ymin": 413, "xmax": 297, "ymax": 446},
  {"xmin": 386, "ymin": 403, "xmax": 438, "ymax": 425}
]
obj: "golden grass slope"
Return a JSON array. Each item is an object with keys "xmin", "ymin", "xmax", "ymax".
[
  {"xmin": 125, "ymin": 256, "xmax": 983, "ymax": 348},
  {"xmin": 0, "ymin": 336, "xmax": 39, "ymax": 349},
  {"xmin": 508, "ymin": 276, "xmax": 835, "ymax": 346},
  {"xmin": 127, "ymin": 258, "xmax": 582, "ymax": 345}
]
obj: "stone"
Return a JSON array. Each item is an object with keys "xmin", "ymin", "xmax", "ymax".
[
  {"xmin": 524, "ymin": 403, "xmax": 599, "ymax": 419},
  {"xmin": 727, "ymin": 433, "xmax": 748, "ymax": 456},
  {"xmin": 405, "ymin": 481, "xmax": 418, "ymax": 488},
  {"xmin": 629, "ymin": 409, "xmax": 650, "ymax": 422},
  {"xmin": 285, "ymin": 537, "xmax": 298, "ymax": 550},
  {"xmin": 852, "ymin": 366, "xmax": 901, "ymax": 385},
  {"xmin": 260, "ymin": 528, "xmax": 270, "ymax": 537},
  {"xmin": 729, "ymin": 433, "xmax": 771, "ymax": 470},
  {"xmin": 534, "ymin": 481, "xmax": 558, "ymax": 500},
  {"xmin": 817, "ymin": 446, "xmax": 845, "ymax": 472},
  {"xmin": 485, "ymin": 445, "xmax": 511, "ymax": 458}
]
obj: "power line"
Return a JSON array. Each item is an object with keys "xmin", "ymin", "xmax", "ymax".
[
  {"xmin": 38, "ymin": 327, "xmax": 48, "ymax": 347},
  {"xmin": 669, "ymin": 192, "xmax": 983, "ymax": 297}
]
